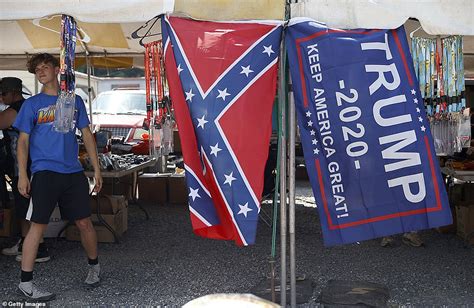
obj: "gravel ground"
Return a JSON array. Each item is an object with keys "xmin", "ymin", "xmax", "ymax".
[{"xmin": 0, "ymin": 180, "xmax": 473, "ymax": 307}]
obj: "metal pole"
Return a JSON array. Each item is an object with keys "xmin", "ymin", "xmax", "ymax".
[
  {"xmin": 86, "ymin": 54, "xmax": 93, "ymax": 125},
  {"xmin": 34, "ymin": 75, "xmax": 39, "ymax": 94},
  {"xmin": 288, "ymin": 86, "xmax": 296, "ymax": 308},
  {"xmin": 278, "ymin": 36, "xmax": 287, "ymax": 307}
]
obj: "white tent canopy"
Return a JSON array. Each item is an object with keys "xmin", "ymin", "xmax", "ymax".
[
  {"xmin": 291, "ymin": 0, "xmax": 474, "ymax": 36},
  {"xmin": 0, "ymin": 0, "xmax": 472, "ymax": 72},
  {"xmin": 0, "ymin": 0, "xmax": 174, "ymax": 23}
]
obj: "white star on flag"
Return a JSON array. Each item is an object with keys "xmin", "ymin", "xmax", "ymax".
[
  {"xmin": 240, "ymin": 65, "xmax": 254, "ymax": 77},
  {"xmin": 223, "ymin": 171, "xmax": 237, "ymax": 186},
  {"xmin": 313, "ymin": 148, "xmax": 320, "ymax": 155},
  {"xmin": 312, "ymin": 139, "xmax": 318, "ymax": 145},
  {"xmin": 197, "ymin": 115, "xmax": 208, "ymax": 129},
  {"xmin": 421, "ymin": 126, "xmax": 426, "ymax": 132},
  {"xmin": 416, "ymin": 107, "xmax": 421, "ymax": 113},
  {"xmin": 307, "ymin": 120, "xmax": 313, "ymax": 127},
  {"xmin": 411, "ymin": 89, "xmax": 416, "ymax": 95},
  {"xmin": 306, "ymin": 110, "xmax": 312, "ymax": 117},
  {"xmin": 177, "ymin": 64, "xmax": 184, "ymax": 75},
  {"xmin": 310, "ymin": 130, "xmax": 315, "ymax": 136},
  {"xmin": 263, "ymin": 45, "xmax": 274, "ymax": 57},
  {"xmin": 189, "ymin": 187, "xmax": 201, "ymax": 201},
  {"xmin": 418, "ymin": 116, "xmax": 423, "ymax": 122},
  {"xmin": 217, "ymin": 88, "xmax": 231, "ymax": 101},
  {"xmin": 185, "ymin": 88, "xmax": 195, "ymax": 102},
  {"xmin": 238, "ymin": 202, "xmax": 252, "ymax": 218},
  {"xmin": 210, "ymin": 143, "xmax": 222, "ymax": 157},
  {"xmin": 414, "ymin": 98, "xmax": 418, "ymax": 104}
]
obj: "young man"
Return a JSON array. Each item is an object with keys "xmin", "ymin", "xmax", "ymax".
[
  {"xmin": 14, "ymin": 53, "xmax": 103, "ymax": 301},
  {"xmin": 0, "ymin": 77, "xmax": 50, "ymax": 263}
]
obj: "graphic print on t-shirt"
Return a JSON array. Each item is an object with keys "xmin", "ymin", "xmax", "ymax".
[
  {"xmin": 36, "ymin": 104, "xmax": 79, "ymax": 125},
  {"xmin": 36, "ymin": 105, "xmax": 55, "ymax": 124}
]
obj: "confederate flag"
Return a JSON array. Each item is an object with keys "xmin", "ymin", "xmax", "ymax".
[{"xmin": 162, "ymin": 15, "xmax": 282, "ymax": 245}]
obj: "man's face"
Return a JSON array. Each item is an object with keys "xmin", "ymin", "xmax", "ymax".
[
  {"xmin": 34, "ymin": 61, "xmax": 59, "ymax": 85},
  {"xmin": 1, "ymin": 91, "xmax": 14, "ymax": 105}
]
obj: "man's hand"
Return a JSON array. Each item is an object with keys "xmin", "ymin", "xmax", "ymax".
[
  {"xmin": 93, "ymin": 170, "xmax": 103, "ymax": 193},
  {"xmin": 18, "ymin": 175, "xmax": 30, "ymax": 198}
]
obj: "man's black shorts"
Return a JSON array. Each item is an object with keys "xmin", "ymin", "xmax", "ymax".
[{"xmin": 26, "ymin": 171, "xmax": 91, "ymax": 224}]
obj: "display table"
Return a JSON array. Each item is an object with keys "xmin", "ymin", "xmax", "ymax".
[
  {"xmin": 441, "ymin": 167, "xmax": 474, "ymax": 182},
  {"xmin": 83, "ymin": 157, "xmax": 156, "ymax": 242},
  {"xmin": 441, "ymin": 167, "xmax": 474, "ymax": 247}
]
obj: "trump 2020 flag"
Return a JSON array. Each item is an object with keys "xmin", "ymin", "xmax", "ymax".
[
  {"xmin": 286, "ymin": 18, "xmax": 452, "ymax": 246},
  {"xmin": 162, "ymin": 16, "xmax": 282, "ymax": 246}
]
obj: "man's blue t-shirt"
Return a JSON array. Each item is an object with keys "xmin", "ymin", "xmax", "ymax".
[{"xmin": 13, "ymin": 93, "xmax": 90, "ymax": 174}]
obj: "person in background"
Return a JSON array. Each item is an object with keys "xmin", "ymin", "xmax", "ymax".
[
  {"xmin": 0, "ymin": 77, "xmax": 50, "ymax": 262},
  {"xmin": 0, "ymin": 92, "xmax": 11, "ymax": 207},
  {"xmin": 14, "ymin": 53, "xmax": 103, "ymax": 301}
]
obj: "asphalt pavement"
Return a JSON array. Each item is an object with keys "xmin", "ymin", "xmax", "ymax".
[{"xmin": 0, "ymin": 180, "xmax": 473, "ymax": 307}]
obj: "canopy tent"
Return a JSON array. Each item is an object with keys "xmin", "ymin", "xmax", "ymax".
[
  {"xmin": 291, "ymin": 0, "xmax": 474, "ymax": 36},
  {"xmin": 1, "ymin": 0, "xmax": 473, "ymax": 73}
]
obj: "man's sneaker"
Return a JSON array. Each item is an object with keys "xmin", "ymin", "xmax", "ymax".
[
  {"xmin": 2, "ymin": 238, "xmax": 22, "ymax": 256},
  {"xmin": 16, "ymin": 243, "xmax": 51, "ymax": 263},
  {"xmin": 18, "ymin": 281, "xmax": 55, "ymax": 301},
  {"xmin": 380, "ymin": 236, "xmax": 395, "ymax": 247},
  {"xmin": 84, "ymin": 264, "xmax": 100, "ymax": 287},
  {"xmin": 402, "ymin": 232, "xmax": 424, "ymax": 247}
]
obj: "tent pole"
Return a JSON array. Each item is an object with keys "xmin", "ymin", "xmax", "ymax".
[
  {"xmin": 77, "ymin": 28, "xmax": 94, "ymax": 126},
  {"xmin": 288, "ymin": 80, "xmax": 296, "ymax": 307},
  {"xmin": 278, "ymin": 35, "xmax": 287, "ymax": 307},
  {"xmin": 86, "ymin": 53, "xmax": 93, "ymax": 125},
  {"xmin": 34, "ymin": 75, "xmax": 39, "ymax": 95}
]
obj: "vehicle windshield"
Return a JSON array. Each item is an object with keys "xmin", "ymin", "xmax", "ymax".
[{"xmin": 91, "ymin": 92, "xmax": 147, "ymax": 115}]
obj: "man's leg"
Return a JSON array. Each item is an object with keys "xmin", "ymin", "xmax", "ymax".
[
  {"xmin": 75, "ymin": 217, "xmax": 98, "ymax": 259},
  {"xmin": 17, "ymin": 171, "xmax": 57, "ymax": 301},
  {"xmin": 21, "ymin": 222, "xmax": 47, "ymax": 271},
  {"xmin": 75, "ymin": 217, "xmax": 100, "ymax": 287},
  {"xmin": 18, "ymin": 222, "xmax": 55, "ymax": 301},
  {"xmin": 15, "ymin": 219, "xmax": 50, "ymax": 263},
  {"xmin": 62, "ymin": 172, "xmax": 100, "ymax": 286}
]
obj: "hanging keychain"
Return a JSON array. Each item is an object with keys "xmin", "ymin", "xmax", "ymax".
[{"xmin": 54, "ymin": 15, "xmax": 77, "ymax": 133}]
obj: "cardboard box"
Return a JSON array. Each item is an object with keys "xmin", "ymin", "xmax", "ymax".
[
  {"xmin": 66, "ymin": 195, "xmax": 128, "ymax": 243},
  {"xmin": 101, "ymin": 174, "xmax": 134, "ymax": 200},
  {"xmin": 462, "ymin": 184, "xmax": 474, "ymax": 203},
  {"xmin": 44, "ymin": 206, "xmax": 68, "ymax": 238},
  {"xmin": 138, "ymin": 173, "xmax": 168, "ymax": 203},
  {"xmin": 436, "ymin": 205, "xmax": 457, "ymax": 234},
  {"xmin": 168, "ymin": 174, "xmax": 188, "ymax": 204},
  {"xmin": 455, "ymin": 204, "xmax": 474, "ymax": 244},
  {"xmin": 90, "ymin": 195, "xmax": 128, "ymax": 232},
  {"xmin": 90, "ymin": 195, "xmax": 127, "ymax": 214},
  {"xmin": 449, "ymin": 184, "xmax": 464, "ymax": 206},
  {"xmin": 0, "ymin": 208, "xmax": 17, "ymax": 237}
]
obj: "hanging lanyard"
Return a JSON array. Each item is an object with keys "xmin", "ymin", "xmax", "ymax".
[
  {"xmin": 59, "ymin": 15, "xmax": 77, "ymax": 94},
  {"xmin": 144, "ymin": 41, "xmax": 167, "ymax": 127}
]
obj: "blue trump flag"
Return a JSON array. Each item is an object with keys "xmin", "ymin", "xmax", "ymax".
[{"xmin": 286, "ymin": 18, "xmax": 452, "ymax": 246}]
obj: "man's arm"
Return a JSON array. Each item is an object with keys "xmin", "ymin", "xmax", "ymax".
[
  {"xmin": 17, "ymin": 132, "xmax": 30, "ymax": 198},
  {"xmin": 0, "ymin": 108, "xmax": 17, "ymax": 130},
  {"xmin": 81, "ymin": 126, "xmax": 103, "ymax": 192}
]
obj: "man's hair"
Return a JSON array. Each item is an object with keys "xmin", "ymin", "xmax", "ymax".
[{"xmin": 27, "ymin": 53, "xmax": 60, "ymax": 74}]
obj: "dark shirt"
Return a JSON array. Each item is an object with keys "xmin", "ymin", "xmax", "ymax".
[{"xmin": 2, "ymin": 99, "xmax": 25, "ymax": 177}]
